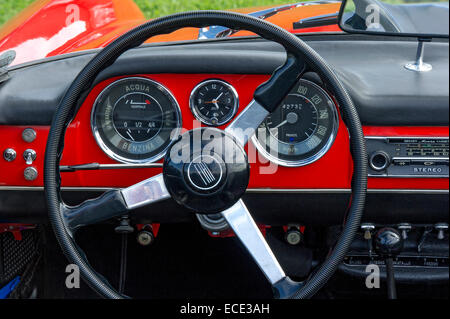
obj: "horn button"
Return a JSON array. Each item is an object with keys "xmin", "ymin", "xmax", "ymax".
[{"xmin": 163, "ymin": 128, "xmax": 250, "ymax": 214}]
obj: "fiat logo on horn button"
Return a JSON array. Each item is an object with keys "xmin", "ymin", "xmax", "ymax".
[{"xmin": 187, "ymin": 154, "xmax": 224, "ymax": 191}]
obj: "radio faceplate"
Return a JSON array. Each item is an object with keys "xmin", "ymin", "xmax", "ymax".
[{"xmin": 366, "ymin": 137, "xmax": 449, "ymax": 178}]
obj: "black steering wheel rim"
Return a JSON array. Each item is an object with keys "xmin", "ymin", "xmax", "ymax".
[{"xmin": 44, "ymin": 10, "xmax": 367, "ymax": 299}]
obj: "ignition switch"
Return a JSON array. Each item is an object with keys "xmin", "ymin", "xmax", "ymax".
[
  {"xmin": 136, "ymin": 225, "xmax": 155, "ymax": 246},
  {"xmin": 285, "ymin": 226, "xmax": 303, "ymax": 245}
]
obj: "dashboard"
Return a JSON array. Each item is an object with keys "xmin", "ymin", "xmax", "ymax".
[
  {"xmin": 0, "ymin": 35, "xmax": 448, "ymax": 224},
  {"xmin": 0, "ymin": 72, "xmax": 448, "ymax": 189}
]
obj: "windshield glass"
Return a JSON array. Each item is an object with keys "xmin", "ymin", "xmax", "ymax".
[
  {"xmin": 0, "ymin": 0, "xmax": 448, "ymax": 66},
  {"xmin": 340, "ymin": 0, "xmax": 449, "ymax": 36}
]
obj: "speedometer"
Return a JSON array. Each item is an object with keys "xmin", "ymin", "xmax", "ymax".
[
  {"xmin": 91, "ymin": 77, "xmax": 182, "ymax": 163},
  {"xmin": 252, "ymin": 79, "xmax": 339, "ymax": 167}
]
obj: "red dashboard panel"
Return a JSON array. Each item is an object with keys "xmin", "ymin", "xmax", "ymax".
[{"xmin": 0, "ymin": 74, "xmax": 448, "ymax": 190}]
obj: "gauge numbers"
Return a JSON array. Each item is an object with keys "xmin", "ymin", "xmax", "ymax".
[
  {"xmin": 253, "ymin": 79, "xmax": 339, "ymax": 167},
  {"xmin": 189, "ymin": 79, "xmax": 239, "ymax": 126},
  {"xmin": 91, "ymin": 77, "xmax": 182, "ymax": 163}
]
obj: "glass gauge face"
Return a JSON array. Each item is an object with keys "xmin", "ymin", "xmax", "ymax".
[
  {"xmin": 190, "ymin": 79, "xmax": 239, "ymax": 126},
  {"xmin": 91, "ymin": 77, "xmax": 182, "ymax": 163},
  {"xmin": 113, "ymin": 92, "xmax": 163, "ymax": 142},
  {"xmin": 253, "ymin": 79, "xmax": 339, "ymax": 167}
]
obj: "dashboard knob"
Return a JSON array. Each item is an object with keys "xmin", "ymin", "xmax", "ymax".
[
  {"xmin": 375, "ymin": 228, "xmax": 403, "ymax": 257},
  {"xmin": 397, "ymin": 223, "xmax": 412, "ymax": 240},
  {"xmin": 361, "ymin": 223, "xmax": 375, "ymax": 240},
  {"xmin": 369, "ymin": 151, "xmax": 390, "ymax": 171},
  {"xmin": 434, "ymin": 223, "xmax": 448, "ymax": 240},
  {"xmin": 22, "ymin": 128, "xmax": 37, "ymax": 143},
  {"xmin": 3, "ymin": 148, "xmax": 16, "ymax": 162},
  {"xmin": 136, "ymin": 227, "xmax": 155, "ymax": 246},
  {"xmin": 24, "ymin": 166, "xmax": 38, "ymax": 181},
  {"xmin": 285, "ymin": 227, "xmax": 303, "ymax": 245}
]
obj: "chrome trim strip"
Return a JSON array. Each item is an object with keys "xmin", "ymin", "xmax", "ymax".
[
  {"xmin": 368, "ymin": 174, "xmax": 449, "ymax": 179},
  {"xmin": 0, "ymin": 186, "xmax": 115, "ymax": 192},
  {"xmin": 365, "ymin": 136, "xmax": 449, "ymax": 140},
  {"xmin": 392, "ymin": 157, "xmax": 449, "ymax": 161},
  {"xmin": 0, "ymin": 186, "xmax": 448, "ymax": 194},
  {"xmin": 247, "ymin": 188, "xmax": 449, "ymax": 194},
  {"xmin": 246, "ymin": 188, "xmax": 352, "ymax": 193},
  {"xmin": 60, "ymin": 163, "xmax": 163, "ymax": 172}
]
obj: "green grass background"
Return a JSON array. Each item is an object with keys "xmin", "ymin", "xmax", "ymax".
[{"xmin": 0, "ymin": 0, "xmax": 34, "ymax": 26}]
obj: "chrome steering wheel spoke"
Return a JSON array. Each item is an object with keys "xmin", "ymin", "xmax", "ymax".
[
  {"xmin": 221, "ymin": 199, "xmax": 303, "ymax": 299},
  {"xmin": 225, "ymin": 100, "xmax": 270, "ymax": 146},
  {"xmin": 121, "ymin": 173, "xmax": 170, "ymax": 209},
  {"xmin": 225, "ymin": 55, "xmax": 306, "ymax": 147},
  {"xmin": 62, "ymin": 173, "xmax": 170, "ymax": 232}
]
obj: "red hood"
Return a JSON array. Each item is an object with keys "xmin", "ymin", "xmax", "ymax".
[{"xmin": 0, "ymin": 0, "xmax": 341, "ymax": 66}]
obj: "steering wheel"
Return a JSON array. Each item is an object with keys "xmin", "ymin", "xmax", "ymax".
[{"xmin": 44, "ymin": 11, "xmax": 367, "ymax": 299}]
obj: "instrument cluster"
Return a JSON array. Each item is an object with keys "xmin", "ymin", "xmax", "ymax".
[{"xmin": 91, "ymin": 76, "xmax": 339, "ymax": 166}]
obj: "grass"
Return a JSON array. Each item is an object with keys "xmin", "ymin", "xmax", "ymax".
[{"xmin": 0, "ymin": 0, "xmax": 35, "ymax": 26}]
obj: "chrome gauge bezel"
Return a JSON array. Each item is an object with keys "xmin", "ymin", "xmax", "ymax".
[
  {"xmin": 189, "ymin": 79, "xmax": 239, "ymax": 126},
  {"xmin": 251, "ymin": 79, "xmax": 339, "ymax": 167},
  {"xmin": 91, "ymin": 77, "xmax": 182, "ymax": 164}
]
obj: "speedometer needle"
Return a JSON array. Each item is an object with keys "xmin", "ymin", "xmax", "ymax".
[{"xmin": 272, "ymin": 120, "xmax": 288, "ymax": 129}]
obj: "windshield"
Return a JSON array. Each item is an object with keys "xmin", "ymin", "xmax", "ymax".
[
  {"xmin": 0, "ymin": 0, "xmax": 448, "ymax": 66},
  {"xmin": 340, "ymin": 0, "xmax": 449, "ymax": 36}
]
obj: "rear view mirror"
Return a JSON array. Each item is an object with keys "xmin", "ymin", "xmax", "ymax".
[{"xmin": 338, "ymin": 0, "xmax": 449, "ymax": 38}]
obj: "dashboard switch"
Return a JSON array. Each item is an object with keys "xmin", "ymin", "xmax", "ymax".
[
  {"xmin": 361, "ymin": 223, "xmax": 375, "ymax": 240},
  {"xmin": 434, "ymin": 223, "xmax": 448, "ymax": 240},
  {"xmin": 23, "ymin": 149, "xmax": 36, "ymax": 165},
  {"xmin": 3, "ymin": 148, "xmax": 16, "ymax": 162},
  {"xmin": 24, "ymin": 166, "xmax": 38, "ymax": 181},
  {"xmin": 398, "ymin": 223, "xmax": 412, "ymax": 240}
]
